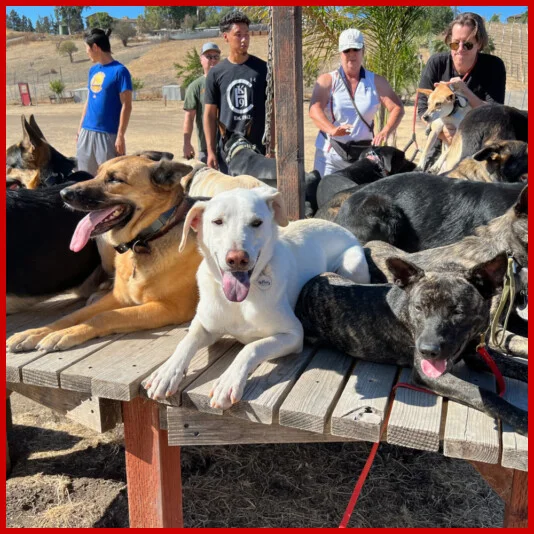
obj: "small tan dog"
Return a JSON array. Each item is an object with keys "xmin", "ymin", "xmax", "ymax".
[
  {"xmin": 417, "ymin": 83, "xmax": 471, "ymax": 173},
  {"xmin": 6, "ymin": 156, "xmax": 264, "ymax": 353}
]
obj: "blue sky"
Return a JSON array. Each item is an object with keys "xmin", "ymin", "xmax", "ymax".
[{"xmin": 5, "ymin": 6, "xmax": 528, "ymax": 25}]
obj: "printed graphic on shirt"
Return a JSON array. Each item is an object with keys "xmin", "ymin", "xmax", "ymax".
[
  {"xmin": 90, "ymin": 72, "xmax": 105, "ymax": 94},
  {"xmin": 226, "ymin": 79, "xmax": 254, "ymax": 114}
]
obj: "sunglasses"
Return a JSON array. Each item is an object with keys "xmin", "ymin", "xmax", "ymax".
[
  {"xmin": 204, "ymin": 54, "xmax": 220, "ymax": 60},
  {"xmin": 449, "ymin": 41, "xmax": 476, "ymax": 51}
]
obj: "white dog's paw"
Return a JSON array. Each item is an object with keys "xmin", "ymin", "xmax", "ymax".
[
  {"xmin": 209, "ymin": 369, "xmax": 246, "ymax": 410},
  {"xmin": 144, "ymin": 361, "xmax": 186, "ymax": 400}
]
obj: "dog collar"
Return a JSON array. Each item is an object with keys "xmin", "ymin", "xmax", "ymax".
[
  {"xmin": 114, "ymin": 197, "xmax": 196, "ymax": 255},
  {"xmin": 451, "ymin": 93, "xmax": 469, "ymax": 114},
  {"xmin": 226, "ymin": 138, "xmax": 258, "ymax": 163},
  {"xmin": 364, "ymin": 150, "xmax": 388, "ymax": 177}
]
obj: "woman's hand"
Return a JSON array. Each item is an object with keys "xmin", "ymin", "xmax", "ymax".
[
  {"xmin": 434, "ymin": 77, "xmax": 468, "ymax": 95},
  {"xmin": 373, "ymin": 128, "xmax": 390, "ymax": 146},
  {"xmin": 329, "ymin": 124, "xmax": 353, "ymax": 137}
]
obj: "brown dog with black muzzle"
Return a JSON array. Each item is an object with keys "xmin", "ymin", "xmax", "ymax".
[{"xmin": 6, "ymin": 155, "xmax": 204, "ymax": 353}]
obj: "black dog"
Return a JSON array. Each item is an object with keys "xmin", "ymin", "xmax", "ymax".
[
  {"xmin": 7, "ymin": 179, "xmax": 103, "ymax": 313},
  {"xmin": 220, "ymin": 124, "xmax": 322, "ymax": 217},
  {"xmin": 316, "ymin": 146, "xmax": 417, "ymax": 209},
  {"xmin": 325, "ymin": 173, "xmax": 525, "ymax": 252},
  {"xmin": 295, "ymin": 254, "xmax": 528, "ymax": 435},
  {"xmin": 6, "ymin": 115, "xmax": 77, "ymax": 188}
]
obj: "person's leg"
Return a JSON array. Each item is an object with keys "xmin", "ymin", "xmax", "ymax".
[
  {"xmin": 313, "ymin": 149, "xmax": 327, "ymax": 178},
  {"xmin": 93, "ymin": 132, "xmax": 118, "ymax": 170},
  {"xmin": 76, "ymin": 129, "xmax": 99, "ymax": 176},
  {"xmin": 323, "ymin": 150, "xmax": 352, "ymax": 176}
]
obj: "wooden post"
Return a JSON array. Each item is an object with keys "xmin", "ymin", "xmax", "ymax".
[
  {"xmin": 122, "ymin": 398, "xmax": 183, "ymax": 528},
  {"xmin": 504, "ymin": 469, "xmax": 528, "ymax": 528},
  {"xmin": 272, "ymin": 6, "xmax": 305, "ymax": 221}
]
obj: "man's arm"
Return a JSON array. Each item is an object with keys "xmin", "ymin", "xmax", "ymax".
[
  {"xmin": 203, "ymin": 103, "xmax": 219, "ymax": 169},
  {"xmin": 115, "ymin": 90, "xmax": 133, "ymax": 156},
  {"xmin": 183, "ymin": 109, "xmax": 196, "ymax": 159}
]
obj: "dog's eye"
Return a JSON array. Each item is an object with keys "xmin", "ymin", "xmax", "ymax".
[
  {"xmin": 107, "ymin": 175, "xmax": 125, "ymax": 184},
  {"xmin": 212, "ymin": 219, "xmax": 223, "ymax": 226},
  {"xmin": 251, "ymin": 219, "xmax": 263, "ymax": 228},
  {"xmin": 414, "ymin": 305, "xmax": 423, "ymax": 313}
]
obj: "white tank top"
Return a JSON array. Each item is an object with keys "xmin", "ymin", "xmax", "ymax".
[{"xmin": 315, "ymin": 67, "xmax": 380, "ymax": 151}]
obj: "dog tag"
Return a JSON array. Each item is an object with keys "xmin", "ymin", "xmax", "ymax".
[{"xmin": 255, "ymin": 274, "xmax": 272, "ymax": 290}]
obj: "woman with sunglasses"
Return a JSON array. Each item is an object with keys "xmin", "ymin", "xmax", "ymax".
[
  {"xmin": 310, "ymin": 28, "xmax": 404, "ymax": 177},
  {"xmin": 418, "ymin": 12, "xmax": 506, "ymax": 148}
]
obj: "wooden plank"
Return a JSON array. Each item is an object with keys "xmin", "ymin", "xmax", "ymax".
[
  {"xmin": 7, "ymin": 381, "xmax": 121, "ymax": 433},
  {"xmin": 122, "ymin": 397, "xmax": 183, "ymax": 527},
  {"xmin": 139, "ymin": 337, "xmax": 240, "ymax": 406},
  {"xmin": 443, "ymin": 364, "xmax": 500, "ymax": 464},
  {"xmin": 21, "ymin": 335, "xmax": 124, "ymax": 388},
  {"xmin": 330, "ymin": 361, "xmax": 399, "ymax": 442},
  {"xmin": 272, "ymin": 6, "xmax": 305, "ymax": 220},
  {"xmin": 503, "ymin": 469, "xmax": 528, "ymax": 527},
  {"xmin": 60, "ymin": 326, "xmax": 185, "ymax": 393},
  {"xmin": 167, "ymin": 406, "xmax": 357, "ymax": 446},
  {"xmin": 279, "ymin": 347, "xmax": 353, "ymax": 433},
  {"xmin": 183, "ymin": 345, "xmax": 314, "ymax": 423},
  {"xmin": 386, "ymin": 368, "xmax": 443, "ymax": 452},
  {"xmin": 501, "ymin": 377, "xmax": 528, "ymax": 472},
  {"xmin": 224, "ymin": 346, "xmax": 316, "ymax": 423}
]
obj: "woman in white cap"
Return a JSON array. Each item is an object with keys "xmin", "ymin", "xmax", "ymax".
[{"xmin": 310, "ymin": 28, "xmax": 404, "ymax": 177}]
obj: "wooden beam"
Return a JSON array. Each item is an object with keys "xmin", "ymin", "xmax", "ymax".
[
  {"xmin": 503, "ymin": 469, "xmax": 528, "ymax": 528},
  {"xmin": 122, "ymin": 397, "xmax": 183, "ymax": 528},
  {"xmin": 272, "ymin": 6, "xmax": 305, "ymax": 220}
]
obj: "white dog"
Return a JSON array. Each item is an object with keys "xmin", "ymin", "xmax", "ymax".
[{"xmin": 145, "ymin": 187, "xmax": 370, "ymax": 409}]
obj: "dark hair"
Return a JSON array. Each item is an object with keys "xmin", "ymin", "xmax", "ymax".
[
  {"xmin": 84, "ymin": 27, "xmax": 112, "ymax": 53},
  {"xmin": 444, "ymin": 12, "xmax": 489, "ymax": 51},
  {"xmin": 219, "ymin": 10, "xmax": 250, "ymax": 33}
]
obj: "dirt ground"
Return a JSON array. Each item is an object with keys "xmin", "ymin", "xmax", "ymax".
[{"xmin": 6, "ymin": 101, "xmax": 506, "ymax": 527}]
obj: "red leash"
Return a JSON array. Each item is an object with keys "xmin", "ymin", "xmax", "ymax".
[{"xmin": 339, "ymin": 345, "xmax": 505, "ymax": 528}]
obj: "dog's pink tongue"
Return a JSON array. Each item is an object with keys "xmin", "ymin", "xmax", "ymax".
[
  {"xmin": 421, "ymin": 359, "xmax": 447, "ymax": 378},
  {"xmin": 222, "ymin": 271, "xmax": 251, "ymax": 302},
  {"xmin": 70, "ymin": 206, "xmax": 119, "ymax": 252}
]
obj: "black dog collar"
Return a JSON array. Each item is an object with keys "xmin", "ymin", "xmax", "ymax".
[{"xmin": 226, "ymin": 138, "xmax": 258, "ymax": 163}]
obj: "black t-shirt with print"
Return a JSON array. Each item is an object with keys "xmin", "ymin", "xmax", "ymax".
[{"xmin": 204, "ymin": 55, "xmax": 268, "ymax": 154}]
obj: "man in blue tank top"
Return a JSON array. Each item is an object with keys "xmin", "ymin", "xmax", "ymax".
[{"xmin": 76, "ymin": 28, "xmax": 133, "ymax": 175}]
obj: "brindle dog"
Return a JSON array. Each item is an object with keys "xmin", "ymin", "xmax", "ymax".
[
  {"xmin": 295, "ymin": 254, "xmax": 528, "ymax": 436},
  {"xmin": 445, "ymin": 140, "xmax": 528, "ymax": 183}
]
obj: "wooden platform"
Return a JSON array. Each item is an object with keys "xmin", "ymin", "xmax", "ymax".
[{"xmin": 6, "ymin": 295, "xmax": 529, "ymax": 527}]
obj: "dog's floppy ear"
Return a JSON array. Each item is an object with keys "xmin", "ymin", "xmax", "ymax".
[
  {"xmin": 258, "ymin": 187, "xmax": 289, "ymax": 227},
  {"xmin": 179, "ymin": 201, "xmax": 208, "ymax": 252},
  {"xmin": 386, "ymin": 257, "xmax": 424, "ymax": 288},
  {"xmin": 150, "ymin": 159, "xmax": 193, "ymax": 189},
  {"xmin": 514, "ymin": 185, "xmax": 528, "ymax": 217},
  {"xmin": 416, "ymin": 88, "xmax": 433, "ymax": 96},
  {"xmin": 467, "ymin": 252, "xmax": 508, "ymax": 300}
]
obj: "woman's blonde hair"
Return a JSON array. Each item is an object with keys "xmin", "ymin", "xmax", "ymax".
[{"xmin": 443, "ymin": 12, "xmax": 489, "ymax": 51}]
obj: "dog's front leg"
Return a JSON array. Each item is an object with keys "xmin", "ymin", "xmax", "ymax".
[
  {"xmin": 413, "ymin": 370, "xmax": 528, "ymax": 436},
  {"xmin": 145, "ymin": 317, "xmax": 221, "ymax": 400},
  {"xmin": 417, "ymin": 123, "xmax": 441, "ymax": 172},
  {"xmin": 462, "ymin": 349, "xmax": 528, "ymax": 383},
  {"xmin": 209, "ymin": 329, "xmax": 303, "ymax": 410},
  {"xmin": 7, "ymin": 291, "xmax": 122, "ymax": 353}
]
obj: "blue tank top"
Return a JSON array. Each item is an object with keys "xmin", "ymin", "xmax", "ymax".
[{"xmin": 82, "ymin": 60, "xmax": 132, "ymax": 134}]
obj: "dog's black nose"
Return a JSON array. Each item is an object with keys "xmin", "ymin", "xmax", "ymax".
[
  {"xmin": 60, "ymin": 187, "xmax": 76, "ymax": 202},
  {"xmin": 417, "ymin": 341, "xmax": 441, "ymax": 358},
  {"xmin": 226, "ymin": 250, "xmax": 250, "ymax": 269}
]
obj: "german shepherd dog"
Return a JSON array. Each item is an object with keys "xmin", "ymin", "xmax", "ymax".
[
  {"xmin": 318, "ymin": 173, "xmax": 525, "ymax": 252},
  {"xmin": 7, "ymin": 180, "xmax": 102, "ymax": 314},
  {"xmin": 437, "ymin": 104, "xmax": 528, "ymax": 175},
  {"xmin": 295, "ymin": 254, "xmax": 528, "ymax": 435},
  {"xmin": 7, "ymin": 156, "xmax": 202, "ymax": 353},
  {"xmin": 445, "ymin": 140, "xmax": 528, "ymax": 183},
  {"xmin": 6, "ymin": 115, "xmax": 77, "ymax": 188},
  {"xmin": 219, "ymin": 122, "xmax": 322, "ymax": 217}
]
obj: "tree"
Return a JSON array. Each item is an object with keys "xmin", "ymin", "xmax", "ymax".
[
  {"xmin": 174, "ymin": 47, "xmax": 203, "ymax": 91},
  {"xmin": 20, "ymin": 15, "xmax": 34, "ymax": 32},
  {"xmin": 86, "ymin": 12, "xmax": 114, "ymax": 30},
  {"xmin": 181, "ymin": 14, "xmax": 197, "ymax": 31},
  {"xmin": 113, "ymin": 19, "xmax": 137, "ymax": 47},
  {"xmin": 58, "ymin": 40, "xmax": 78, "ymax": 63},
  {"xmin": 489, "ymin": 14, "xmax": 501, "ymax": 23},
  {"xmin": 7, "ymin": 9, "xmax": 22, "ymax": 31},
  {"xmin": 54, "ymin": 7, "xmax": 87, "ymax": 34},
  {"xmin": 143, "ymin": 6, "xmax": 197, "ymax": 30}
]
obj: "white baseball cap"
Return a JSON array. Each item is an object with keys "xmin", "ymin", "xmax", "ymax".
[{"xmin": 338, "ymin": 29, "xmax": 365, "ymax": 52}]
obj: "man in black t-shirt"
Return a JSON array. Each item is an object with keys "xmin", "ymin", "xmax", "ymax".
[{"xmin": 203, "ymin": 10, "xmax": 268, "ymax": 172}]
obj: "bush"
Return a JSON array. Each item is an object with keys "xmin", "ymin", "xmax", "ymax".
[
  {"xmin": 49, "ymin": 79, "xmax": 65, "ymax": 97},
  {"xmin": 132, "ymin": 77, "xmax": 144, "ymax": 91},
  {"xmin": 113, "ymin": 19, "xmax": 137, "ymax": 47},
  {"xmin": 173, "ymin": 47, "xmax": 202, "ymax": 91}
]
